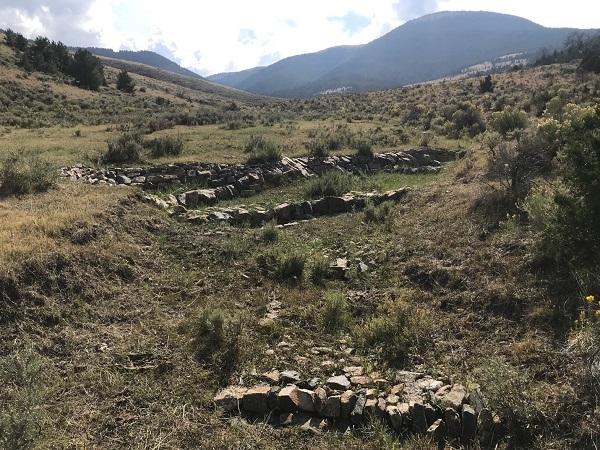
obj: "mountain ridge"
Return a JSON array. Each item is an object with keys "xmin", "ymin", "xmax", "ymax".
[
  {"xmin": 208, "ymin": 11, "xmax": 595, "ymax": 97},
  {"xmin": 86, "ymin": 47, "xmax": 203, "ymax": 80}
]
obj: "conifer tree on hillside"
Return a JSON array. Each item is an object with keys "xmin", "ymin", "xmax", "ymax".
[
  {"xmin": 116, "ymin": 70, "xmax": 136, "ymax": 93},
  {"xmin": 70, "ymin": 49, "xmax": 106, "ymax": 91}
]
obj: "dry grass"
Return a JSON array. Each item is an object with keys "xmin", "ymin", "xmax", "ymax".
[{"xmin": 0, "ymin": 182, "xmax": 130, "ymax": 270}]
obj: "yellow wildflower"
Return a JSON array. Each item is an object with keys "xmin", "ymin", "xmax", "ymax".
[
  {"xmin": 585, "ymin": 295, "xmax": 595, "ymax": 304},
  {"xmin": 596, "ymin": 310, "xmax": 600, "ymax": 319}
]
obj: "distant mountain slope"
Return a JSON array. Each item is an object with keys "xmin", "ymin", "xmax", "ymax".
[
  {"xmin": 98, "ymin": 56, "xmax": 268, "ymax": 105},
  {"xmin": 213, "ymin": 11, "xmax": 592, "ymax": 97},
  {"xmin": 88, "ymin": 48, "xmax": 203, "ymax": 80},
  {"xmin": 207, "ymin": 67, "xmax": 265, "ymax": 88}
]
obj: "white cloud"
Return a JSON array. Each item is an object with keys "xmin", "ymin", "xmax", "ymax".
[{"xmin": 1, "ymin": 0, "xmax": 598, "ymax": 75}]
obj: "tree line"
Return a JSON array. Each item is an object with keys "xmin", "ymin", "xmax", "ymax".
[
  {"xmin": 3, "ymin": 29, "xmax": 106, "ymax": 90},
  {"xmin": 536, "ymin": 32, "xmax": 600, "ymax": 73}
]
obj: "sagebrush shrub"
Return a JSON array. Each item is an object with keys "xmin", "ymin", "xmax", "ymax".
[
  {"xmin": 304, "ymin": 171, "xmax": 354, "ymax": 199},
  {"xmin": 245, "ymin": 135, "xmax": 281, "ymax": 164},
  {"xmin": 354, "ymin": 298, "xmax": 431, "ymax": 366},
  {"xmin": 322, "ymin": 291, "xmax": 350, "ymax": 333},
  {"xmin": 0, "ymin": 154, "xmax": 55, "ymax": 197},
  {"xmin": 149, "ymin": 135, "xmax": 184, "ymax": 158},
  {"xmin": 192, "ymin": 309, "xmax": 241, "ymax": 382},
  {"xmin": 101, "ymin": 132, "xmax": 143, "ymax": 164},
  {"xmin": 490, "ymin": 109, "xmax": 529, "ymax": 136},
  {"xmin": 363, "ymin": 201, "xmax": 394, "ymax": 224}
]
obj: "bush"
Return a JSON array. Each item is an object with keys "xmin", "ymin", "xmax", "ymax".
[
  {"xmin": 310, "ymin": 257, "xmax": 330, "ymax": 285},
  {"xmin": 352, "ymin": 138, "xmax": 373, "ymax": 157},
  {"xmin": 363, "ymin": 201, "xmax": 394, "ymax": 224},
  {"xmin": 245, "ymin": 135, "xmax": 281, "ymax": 164},
  {"xmin": 275, "ymin": 253, "xmax": 305, "ymax": 282},
  {"xmin": 260, "ymin": 222, "xmax": 278, "ymax": 244},
  {"xmin": 258, "ymin": 250, "xmax": 306, "ymax": 283},
  {"xmin": 0, "ymin": 154, "xmax": 55, "ymax": 197},
  {"xmin": 474, "ymin": 357, "xmax": 541, "ymax": 442},
  {"xmin": 101, "ymin": 132, "xmax": 143, "ymax": 164},
  {"xmin": 192, "ymin": 309, "xmax": 241, "ymax": 383},
  {"xmin": 490, "ymin": 109, "xmax": 529, "ymax": 136},
  {"xmin": 304, "ymin": 171, "xmax": 354, "ymax": 199},
  {"xmin": 354, "ymin": 298, "xmax": 431, "ymax": 366},
  {"xmin": 450, "ymin": 104, "xmax": 486, "ymax": 137},
  {"xmin": 419, "ymin": 130, "xmax": 436, "ymax": 147},
  {"xmin": 148, "ymin": 135, "xmax": 183, "ymax": 158},
  {"xmin": 321, "ymin": 291, "xmax": 350, "ymax": 333},
  {"xmin": 483, "ymin": 132, "xmax": 552, "ymax": 216},
  {"xmin": 547, "ymin": 103, "xmax": 600, "ymax": 267},
  {"xmin": 305, "ymin": 137, "xmax": 330, "ymax": 157}
]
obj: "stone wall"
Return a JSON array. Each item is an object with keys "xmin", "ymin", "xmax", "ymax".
[
  {"xmin": 140, "ymin": 188, "xmax": 410, "ymax": 227},
  {"xmin": 214, "ymin": 368, "xmax": 501, "ymax": 445},
  {"xmin": 61, "ymin": 149, "xmax": 461, "ymax": 208}
]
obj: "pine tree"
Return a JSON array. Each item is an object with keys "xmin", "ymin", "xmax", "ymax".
[
  {"xmin": 116, "ymin": 70, "xmax": 136, "ymax": 93},
  {"xmin": 69, "ymin": 49, "xmax": 105, "ymax": 91},
  {"xmin": 479, "ymin": 75, "xmax": 494, "ymax": 93}
]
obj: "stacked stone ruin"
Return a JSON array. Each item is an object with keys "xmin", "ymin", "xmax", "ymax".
[
  {"xmin": 61, "ymin": 148, "xmax": 461, "ymax": 209},
  {"xmin": 214, "ymin": 368, "xmax": 501, "ymax": 445},
  {"xmin": 140, "ymin": 188, "xmax": 411, "ymax": 227}
]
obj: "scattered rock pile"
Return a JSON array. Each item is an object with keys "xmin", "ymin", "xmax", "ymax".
[
  {"xmin": 61, "ymin": 149, "xmax": 460, "ymax": 200},
  {"xmin": 140, "ymin": 188, "xmax": 410, "ymax": 227},
  {"xmin": 214, "ymin": 369, "xmax": 501, "ymax": 445}
]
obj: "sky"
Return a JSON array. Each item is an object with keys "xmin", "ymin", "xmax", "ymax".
[{"xmin": 0, "ymin": 1, "xmax": 598, "ymax": 76}]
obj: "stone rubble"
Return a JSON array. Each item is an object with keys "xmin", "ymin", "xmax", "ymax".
[{"xmin": 213, "ymin": 368, "xmax": 502, "ymax": 445}]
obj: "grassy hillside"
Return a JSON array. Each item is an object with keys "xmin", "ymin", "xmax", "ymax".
[{"xmin": 1, "ymin": 27, "xmax": 600, "ymax": 449}]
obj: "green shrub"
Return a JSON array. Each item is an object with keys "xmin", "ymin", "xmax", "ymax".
[
  {"xmin": 260, "ymin": 222, "xmax": 278, "ymax": 244},
  {"xmin": 192, "ymin": 309, "xmax": 241, "ymax": 382},
  {"xmin": 363, "ymin": 201, "xmax": 394, "ymax": 224},
  {"xmin": 101, "ymin": 132, "xmax": 143, "ymax": 164},
  {"xmin": 305, "ymin": 137, "xmax": 330, "ymax": 157},
  {"xmin": 257, "ymin": 250, "xmax": 306, "ymax": 283},
  {"xmin": 0, "ymin": 154, "xmax": 55, "ymax": 197},
  {"xmin": 546, "ymin": 103, "xmax": 600, "ymax": 267},
  {"xmin": 352, "ymin": 138, "xmax": 374, "ymax": 157},
  {"xmin": 304, "ymin": 171, "xmax": 354, "ymax": 199},
  {"xmin": 245, "ymin": 135, "xmax": 282, "ymax": 164},
  {"xmin": 275, "ymin": 253, "xmax": 305, "ymax": 282},
  {"xmin": 310, "ymin": 257, "xmax": 330, "ymax": 285},
  {"xmin": 490, "ymin": 109, "xmax": 529, "ymax": 136},
  {"xmin": 474, "ymin": 357, "xmax": 541, "ymax": 441},
  {"xmin": 354, "ymin": 298, "xmax": 430, "ymax": 366},
  {"xmin": 419, "ymin": 130, "xmax": 436, "ymax": 147},
  {"xmin": 322, "ymin": 291, "xmax": 350, "ymax": 333},
  {"xmin": 149, "ymin": 135, "xmax": 184, "ymax": 158}
]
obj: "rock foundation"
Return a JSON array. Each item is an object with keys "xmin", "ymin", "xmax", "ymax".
[
  {"xmin": 140, "ymin": 188, "xmax": 410, "ymax": 227},
  {"xmin": 214, "ymin": 368, "xmax": 502, "ymax": 445},
  {"xmin": 61, "ymin": 149, "xmax": 460, "ymax": 207}
]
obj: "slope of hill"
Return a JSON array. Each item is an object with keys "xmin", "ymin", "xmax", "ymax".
[
  {"xmin": 214, "ymin": 11, "xmax": 591, "ymax": 97},
  {"xmin": 88, "ymin": 48, "xmax": 203, "ymax": 80},
  {"xmin": 207, "ymin": 66, "xmax": 265, "ymax": 88},
  {"xmin": 98, "ymin": 56, "xmax": 268, "ymax": 105}
]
